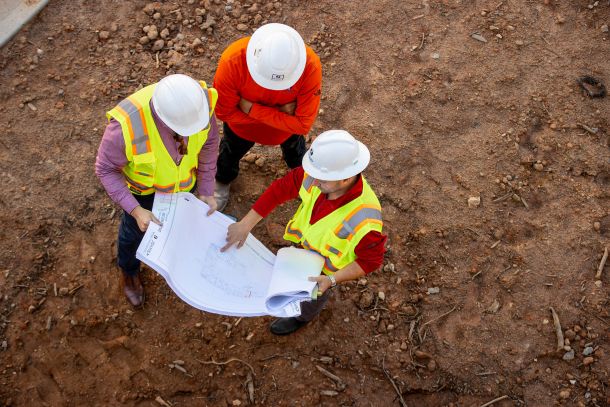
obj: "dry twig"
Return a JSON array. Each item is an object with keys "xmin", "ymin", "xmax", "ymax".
[
  {"xmin": 595, "ymin": 247, "xmax": 608, "ymax": 280},
  {"xmin": 549, "ymin": 307, "xmax": 564, "ymax": 352},
  {"xmin": 381, "ymin": 356, "xmax": 407, "ymax": 407},
  {"xmin": 197, "ymin": 357, "xmax": 255, "ymax": 377},
  {"xmin": 316, "ymin": 365, "xmax": 346, "ymax": 391},
  {"xmin": 479, "ymin": 395, "xmax": 509, "ymax": 407}
]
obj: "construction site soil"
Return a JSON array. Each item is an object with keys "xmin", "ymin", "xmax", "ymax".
[{"xmin": 0, "ymin": 1, "xmax": 609, "ymax": 406}]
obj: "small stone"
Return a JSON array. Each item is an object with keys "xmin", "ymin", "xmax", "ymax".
[
  {"xmin": 427, "ymin": 359, "xmax": 437, "ymax": 371},
  {"xmin": 431, "ymin": 52, "xmax": 440, "ymax": 59},
  {"xmin": 139, "ymin": 36, "xmax": 150, "ymax": 45},
  {"xmin": 583, "ymin": 347, "xmax": 594, "ymax": 356},
  {"xmin": 232, "ymin": 400, "xmax": 242, "ymax": 406},
  {"xmin": 564, "ymin": 329, "xmax": 576, "ymax": 340},
  {"xmin": 147, "ymin": 29, "xmax": 159, "ymax": 40},
  {"xmin": 359, "ymin": 291, "xmax": 374, "ymax": 308},
  {"xmin": 378, "ymin": 291, "xmax": 385, "ymax": 301},
  {"xmin": 383, "ymin": 263, "xmax": 395, "ymax": 273},
  {"xmin": 160, "ymin": 28, "xmax": 170, "ymax": 39},
  {"xmin": 151, "ymin": 39, "xmax": 165, "ymax": 51},
  {"xmin": 595, "ymin": 280, "xmax": 603, "ymax": 288},
  {"xmin": 427, "ymin": 287, "xmax": 440, "ymax": 295},
  {"xmin": 98, "ymin": 31, "xmax": 110, "ymax": 40},
  {"xmin": 254, "ymin": 157, "xmax": 265, "ymax": 167},
  {"xmin": 515, "ymin": 40, "xmax": 524, "ymax": 46},
  {"xmin": 559, "ymin": 389, "xmax": 571, "ymax": 399},
  {"xmin": 471, "ymin": 33, "xmax": 487, "ymax": 43},
  {"xmin": 583, "ymin": 356, "xmax": 594, "ymax": 366},
  {"xmin": 533, "ymin": 162, "xmax": 544, "ymax": 171},
  {"xmin": 556, "ymin": 15, "xmax": 565, "ymax": 24},
  {"xmin": 0, "ymin": 340, "xmax": 7, "ymax": 351},
  {"xmin": 468, "ymin": 196, "xmax": 481, "ymax": 208},
  {"xmin": 489, "ymin": 25, "xmax": 500, "ymax": 31},
  {"xmin": 593, "ymin": 222, "xmax": 601, "ymax": 231},
  {"xmin": 110, "ymin": 22, "xmax": 118, "ymax": 32},
  {"xmin": 153, "ymin": 12, "xmax": 161, "ymax": 20},
  {"xmin": 602, "ymin": 24, "xmax": 609, "ymax": 33},
  {"xmin": 27, "ymin": 103, "xmax": 37, "ymax": 111},
  {"xmin": 562, "ymin": 349, "xmax": 575, "ymax": 360},
  {"xmin": 236, "ymin": 23, "xmax": 249, "ymax": 31},
  {"xmin": 58, "ymin": 287, "xmax": 69, "ymax": 296},
  {"xmin": 195, "ymin": 322, "xmax": 202, "ymax": 327}
]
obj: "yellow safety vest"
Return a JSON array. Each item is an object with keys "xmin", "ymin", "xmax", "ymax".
[
  {"xmin": 106, "ymin": 81, "xmax": 218, "ymax": 195},
  {"xmin": 284, "ymin": 173, "xmax": 383, "ymax": 275}
]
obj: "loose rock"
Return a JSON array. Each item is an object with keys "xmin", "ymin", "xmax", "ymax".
[
  {"xmin": 236, "ymin": 23, "xmax": 249, "ymax": 31},
  {"xmin": 98, "ymin": 31, "xmax": 110, "ymax": 40},
  {"xmin": 468, "ymin": 196, "xmax": 481, "ymax": 208},
  {"xmin": 562, "ymin": 349, "xmax": 575, "ymax": 360},
  {"xmin": 151, "ymin": 39, "xmax": 165, "ymax": 52},
  {"xmin": 583, "ymin": 356, "xmax": 594, "ymax": 365}
]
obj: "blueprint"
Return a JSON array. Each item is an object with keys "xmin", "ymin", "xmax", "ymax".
[{"xmin": 136, "ymin": 192, "xmax": 324, "ymax": 317}]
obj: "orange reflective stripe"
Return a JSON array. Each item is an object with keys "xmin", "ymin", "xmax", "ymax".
[
  {"xmin": 114, "ymin": 105, "xmax": 137, "ymax": 156},
  {"xmin": 325, "ymin": 244, "xmax": 342, "ymax": 257},
  {"xmin": 127, "ymin": 96, "xmax": 152, "ymax": 153}
]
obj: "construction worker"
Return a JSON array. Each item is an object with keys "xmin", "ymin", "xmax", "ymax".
[
  {"xmin": 213, "ymin": 23, "xmax": 322, "ymax": 211},
  {"xmin": 222, "ymin": 130, "xmax": 387, "ymax": 335},
  {"xmin": 95, "ymin": 74, "xmax": 219, "ymax": 308}
]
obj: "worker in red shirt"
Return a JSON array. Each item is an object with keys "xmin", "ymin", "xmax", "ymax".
[
  {"xmin": 222, "ymin": 130, "xmax": 387, "ymax": 335},
  {"xmin": 213, "ymin": 23, "xmax": 322, "ymax": 211}
]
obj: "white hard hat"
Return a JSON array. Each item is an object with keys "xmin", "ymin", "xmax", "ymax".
[
  {"xmin": 152, "ymin": 74, "xmax": 210, "ymax": 137},
  {"xmin": 246, "ymin": 23, "xmax": 306, "ymax": 90},
  {"xmin": 302, "ymin": 130, "xmax": 371, "ymax": 181}
]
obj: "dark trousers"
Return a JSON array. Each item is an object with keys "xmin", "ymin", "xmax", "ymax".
[
  {"xmin": 297, "ymin": 289, "xmax": 331, "ymax": 322},
  {"xmin": 215, "ymin": 123, "xmax": 306, "ymax": 184},
  {"xmin": 117, "ymin": 193, "xmax": 156, "ymax": 277}
]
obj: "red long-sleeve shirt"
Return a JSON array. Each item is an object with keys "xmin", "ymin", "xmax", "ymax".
[
  {"xmin": 252, "ymin": 167, "xmax": 387, "ymax": 274},
  {"xmin": 213, "ymin": 37, "xmax": 322, "ymax": 145}
]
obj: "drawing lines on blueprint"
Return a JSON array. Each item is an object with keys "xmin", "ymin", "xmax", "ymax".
[{"xmin": 198, "ymin": 243, "xmax": 266, "ymax": 299}]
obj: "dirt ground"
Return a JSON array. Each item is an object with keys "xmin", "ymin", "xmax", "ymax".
[{"xmin": 0, "ymin": 0, "xmax": 609, "ymax": 405}]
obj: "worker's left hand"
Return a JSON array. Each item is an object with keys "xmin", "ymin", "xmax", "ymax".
[
  {"xmin": 198, "ymin": 195, "xmax": 217, "ymax": 216},
  {"xmin": 239, "ymin": 98, "xmax": 253, "ymax": 114},
  {"xmin": 308, "ymin": 275, "xmax": 333, "ymax": 296}
]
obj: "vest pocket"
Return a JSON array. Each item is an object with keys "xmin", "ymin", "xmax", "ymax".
[{"xmin": 132, "ymin": 152, "xmax": 156, "ymax": 186}]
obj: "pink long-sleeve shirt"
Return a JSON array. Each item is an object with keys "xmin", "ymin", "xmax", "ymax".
[{"xmin": 95, "ymin": 100, "xmax": 219, "ymax": 214}]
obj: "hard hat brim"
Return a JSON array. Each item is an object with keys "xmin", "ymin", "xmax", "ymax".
[
  {"xmin": 302, "ymin": 140, "xmax": 371, "ymax": 181},
  {"xmin": 246, "ymin": 24, "xmax": 307, "ymax": 91}
]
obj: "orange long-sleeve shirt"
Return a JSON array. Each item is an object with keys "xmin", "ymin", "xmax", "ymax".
[{"xmin": 213, "ymin": 37, "xmax": 322, "ymax": 145}]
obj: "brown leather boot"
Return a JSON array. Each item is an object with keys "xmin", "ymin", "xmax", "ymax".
[{"xmin": 121, "ymin": 272, "xmax": 144, "ymax": 308}]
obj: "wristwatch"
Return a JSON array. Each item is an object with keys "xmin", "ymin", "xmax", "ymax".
[{"xmin": 327, "ymin": 274, "xmax": 337, "ymax": 288}]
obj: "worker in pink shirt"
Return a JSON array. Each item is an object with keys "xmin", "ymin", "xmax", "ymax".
[{"xmin": 95, "ymin": 74, "xmax": 219, "ymax": 308}]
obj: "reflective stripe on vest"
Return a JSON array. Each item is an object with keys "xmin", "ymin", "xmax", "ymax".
[
  {"xmin": 285, "ymin": 221, "xmax": 303, "ymax": 240},
  {"xmin": 334, "ymin": 204, "xmax": 383, "ymax": 240},
  {"xmin": 114, "ymin": 97, "xmax": 152, "ymax": 155},
  {"xmin": 302, "ymin": 240, "xmax": 339, "ymax": 272},
  {"xmin": 302, "ymin": 175, "xmax": 315, "ymax": 192}
]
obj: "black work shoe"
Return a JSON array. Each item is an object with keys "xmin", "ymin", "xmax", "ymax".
[{"xmin": 270, "ymin": 317, "xmax": 308, "ymax": 335}]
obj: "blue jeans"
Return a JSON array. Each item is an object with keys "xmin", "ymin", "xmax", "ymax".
[{"xmin": 117, "ymin": 193, "xmax": 155, "ymax": 277}]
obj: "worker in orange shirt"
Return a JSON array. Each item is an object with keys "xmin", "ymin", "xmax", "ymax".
[{"xmin": 213, "ymin": 23, "xmax": 322, "ymax": 211}]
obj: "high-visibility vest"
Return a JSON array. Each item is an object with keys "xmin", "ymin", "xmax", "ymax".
[
  {"xmin": 106, "ymin": 81, "xmax": 218, "ymax": 195},
  {"xmin": 284, "ymin": 173, "xmax": 383, "ymax": 275}
]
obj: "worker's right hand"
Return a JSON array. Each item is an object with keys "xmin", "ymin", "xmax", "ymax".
[
  {"xmin": 221, "ymin": 221, "xmax": 251, "ymax": 252},
  {"xmin": 131, "ymin": 206, "xmax": 162, "ymax": 232},
  {"xmin": 278, "ymin": 102, "xmax": 296, "ymax": 115}
]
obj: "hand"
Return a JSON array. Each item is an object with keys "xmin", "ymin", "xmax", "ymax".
[
  {"xmin": 308, "ymin": 275, "xmax": 333, "ymax": 296},
  {"xmin": 221, "ymin": 220, "xmax": 252, "ymax": 252},
  {"xmin": 239, "ymin": 97, "xmax": 253, "ymax": 114},
  {"xmin": 130, "ymin": 206, "xmax": 162, "ymax": 232},
  {"xmin": 278, "ymin": 102, "xmax": 296, "ymax": 115},
  {"xmin": 198, "ymin": 195, "xmax": 217, "ymax": 216}
]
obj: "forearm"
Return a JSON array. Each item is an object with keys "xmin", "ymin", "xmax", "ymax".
[
  {"xmin": 248, "ymin": 103, "xmax": 315, "ymax": 134},
  {"xmin": 196, "ymin": 117, "xmax": 219, "ymax": 197},
  {"xmin": 333, "ymin": 261, "xmax": 365, "ymax": 284},
  {"xmin": 240, "ymin": 209, "xmax": 263, "ymax": 230}
]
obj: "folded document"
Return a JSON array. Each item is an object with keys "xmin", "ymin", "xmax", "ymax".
[{"xmin": 136, "ymin": 192, "xmax": 324, "ymax": 317}]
